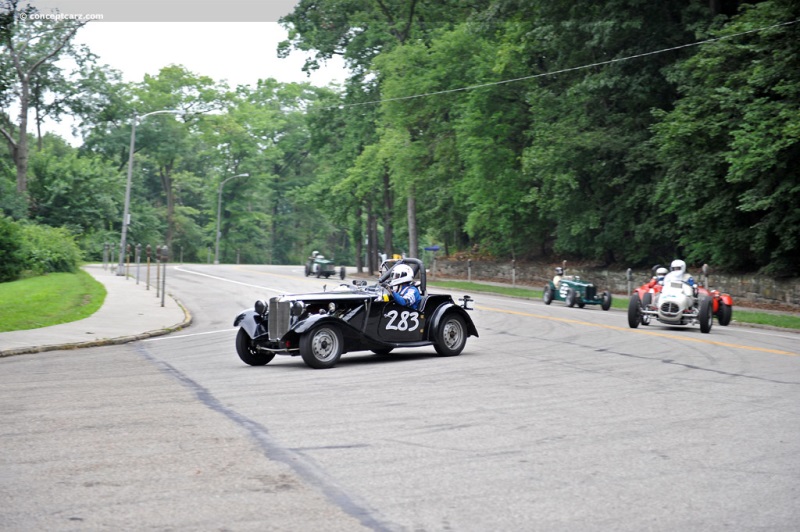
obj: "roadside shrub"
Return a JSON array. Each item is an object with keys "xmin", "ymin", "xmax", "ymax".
[
  {"xmin": 0, "ymin": 216, "xmax": 24, "ymax": 282},
  {"xmin": 18, "ymin": 223, "xmax": 83, "ymax": 276}
]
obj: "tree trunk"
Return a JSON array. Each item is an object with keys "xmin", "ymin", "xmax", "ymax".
[
  {"xmin": 354, "ymin": 205, "xmax": 363, "ymax": 273},
  {"xmin": 16, "ymin": 75, "xmax": 30, "ymax": 194},
  {"xmin": 407, "ymin": 187, "xmax": 418, "ymax": 258},
  {"xmin": 383, "ymin": 170, "xmax": 393, "ymax": 257},
  {"xmin": 160, "ymin": 162, "xmax": 176, "ymax": 249}
]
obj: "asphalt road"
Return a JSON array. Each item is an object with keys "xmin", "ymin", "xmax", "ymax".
[{"xmin": 2, "ymin": 264, "xmax": 799, "ymax": 531}]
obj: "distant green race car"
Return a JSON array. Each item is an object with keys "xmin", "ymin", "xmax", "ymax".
[
  {"xmin": 543, "ymin": 274, "xmax": 612, "ymax": 310},
  {"xmin": 304, "ymin": 251, "xmax": 345, "ymax": 280}
]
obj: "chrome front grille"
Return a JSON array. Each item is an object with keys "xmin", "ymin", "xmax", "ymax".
[
  {"xmin": 268, "ymin": 297, "xmax": 291, "ymax": 341},
  {"xmin": 660, "ymin": 301, "xmax": 680, "ymax": 317}
]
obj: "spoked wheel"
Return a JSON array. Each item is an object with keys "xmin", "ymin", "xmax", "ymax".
[
  {"xmin": 236, "ymin": 329, "xmax": 275, "ymax": 366},
  {"xmin": 300, "ymin": 324, "xmax": 343, "ymax": 369},
  {"xmin": 434, "ymin": 314, "xmax": 467, "ymax": 357}
]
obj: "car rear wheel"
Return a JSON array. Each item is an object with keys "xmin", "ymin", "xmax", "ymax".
[
  {"xmin": 236, "ymin": 328, "xmax": 275, "ymax": 366},
  {"xmin": 434, "ymin": 313, "xmax": 467, "ymax": 357},
  {"xmin": 627, "ymin": 294, "xmax": 641, "ymax": 329},
  {"xmin": 543, "ymin": 285, "xmax": 553, "ymax": 305},
  {"xmin": 717, "ymin": 301, "xmax": 732, "ymax": 326},
  {"xmin": 300, "ymin": 324, "xmax": 343, "ymax": 369},
  {"xmin": 699, "ymin": 297, "xmax": 713, "ymax": 334}
]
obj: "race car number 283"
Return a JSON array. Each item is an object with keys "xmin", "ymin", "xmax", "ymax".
[{"xmin": 384, "ymin": 310, "xmax": 420, "ymax": 332}]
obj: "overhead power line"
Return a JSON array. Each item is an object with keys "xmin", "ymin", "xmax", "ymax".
[{"xmin": 322, "ymin": 19, "xmax": 799, "ymax": 110}]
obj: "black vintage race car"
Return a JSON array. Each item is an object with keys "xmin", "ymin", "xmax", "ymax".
[{"xmin": 233, "ymin": 258, "xmax": 479, "ymax": 369}]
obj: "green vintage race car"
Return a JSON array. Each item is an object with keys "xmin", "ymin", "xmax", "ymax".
[
  {"xmin": 304, "ymin": 251, "xmax": 345, "ymax": 280},
  {"xmin": 543, "ymin": 268, "xmax": 612, "ymax": 310}
]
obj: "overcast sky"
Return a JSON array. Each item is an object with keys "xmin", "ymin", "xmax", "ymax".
[
  {"xmin": 73, "ymin": 21, "xmax": 347, "ymax": 88},
  {"xmin": 28, "ymin": 1, "xmax": 349, "ymax": 141}
]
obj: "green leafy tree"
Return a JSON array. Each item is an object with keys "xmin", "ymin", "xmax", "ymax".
[
  {"xmin": 0, "ymin": 0, "xmax": 86, "ymax": 198},
  {"xmin": 652, "ymin": 0, "xmax": 800, "ymax": 275}
]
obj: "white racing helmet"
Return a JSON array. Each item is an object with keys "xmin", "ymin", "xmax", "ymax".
[
  {"xmin": 656, "ymin": 267, "xmax": 668, "ymax": 276},
  {"xmin": 670, "ymin": 259, "xmax": 686, "ymax": 276},
  {"xmin": 389, "ymin": 264, "xmax": 415, "ymax": 287}
]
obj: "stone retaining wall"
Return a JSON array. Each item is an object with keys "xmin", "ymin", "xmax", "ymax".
[{"xmin": 429, "ymin": 258, "xmax": 800, "ymax": 308}]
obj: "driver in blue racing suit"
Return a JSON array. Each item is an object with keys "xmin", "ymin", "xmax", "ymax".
[{"xmin": 387, "ymin": 264, "xmax": 421, "ymax": 310}]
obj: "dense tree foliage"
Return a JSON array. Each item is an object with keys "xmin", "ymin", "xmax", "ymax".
[{"xmin": 1, "ymin": 0, "xmax": 798, "ymax": 278}]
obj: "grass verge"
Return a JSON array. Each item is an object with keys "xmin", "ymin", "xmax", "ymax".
[
  {"xmin": 428, "ymin": 279, "xmax": 800, "ymax": 330},
  {"xmin": 0, "ymin": 269, "xmax": 106, "ymax": 332}
]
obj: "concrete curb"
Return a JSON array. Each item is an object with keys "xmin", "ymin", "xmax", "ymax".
[{"xmin": 0, "ymin": 295, "xmax": 193, "ymax": 358}]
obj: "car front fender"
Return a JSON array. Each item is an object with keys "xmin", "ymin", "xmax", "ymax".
[{"xmin": 233, "ymin": 309, "xmax": 267, "ymax": 340}]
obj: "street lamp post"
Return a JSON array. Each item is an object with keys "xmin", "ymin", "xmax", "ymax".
[
  {"xmin": 117, "ymin": 109, "xmax": 181, "ymax": 276},
  {"xmin": 215, "ymin": 173, "xmax": 249, "ymax": 265}
]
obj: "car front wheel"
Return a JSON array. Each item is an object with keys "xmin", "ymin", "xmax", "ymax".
[
  {"xmin": 627, "ymin": 294, "xmax": 641, "ymax": 329},
  {"xmin": 699, "ymin": 297, "xmax": 713, "ymax": 334},
  {"xmin": 565, "ymin": 288, "xmax": 576, "ymax": 308},
  {"xmin": 236, "ymin": 329, "xmax": 275, "ymax": 366},
  {"xmin": 300, "ymin": 324, "xmax": 343, "ymax": 369},
  {"xmin": 601, "ymin": 291, "xmax": 612, "ymax": 311},
  {"xmin": 434, "ymin": 313, "xmax": 467, "ymax": 357},
  {"xmin": 543, "ymin": 285, "xmax": 553, "ymax": 305}
]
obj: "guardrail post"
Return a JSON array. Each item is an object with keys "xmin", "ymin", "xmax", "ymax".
[
  {"xmin": 155, "ymin": 246, "xmax": 161, "ymax": 299},
  {"xmin": 468, "ymin": 259, "xmax": 472, "ymax": 282},
  {"xmin": 512, "ymin": 259, "xmax": 516, "ymax": 287},
  {"xmin": 626, "ymin": 268, "xmax": 633, "ymax": 295},
  {"xmin": 160, "ymin": 245, "xmax": 169, "ymax": 308},
  {"xmin": 146, "ymin": 245, "xmax": 151, "ymax": 290},
  {"xmin": 135, "ymin": 243, "xmax": 141, "ymax": 285}
]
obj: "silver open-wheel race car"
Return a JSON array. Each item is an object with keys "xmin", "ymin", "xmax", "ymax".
[{"xmin": 234, "ymin": 258, "xmax": 478, "ymax": 369}]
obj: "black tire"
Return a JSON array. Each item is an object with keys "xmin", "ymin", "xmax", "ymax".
[
  {"xmin": 699, "ymin": 296, "xmax": 713, "ymax": 333},
  {"xmin": 717, "ymin": 301, "xmax": 732, "ymax": 326},
  {"xmin": 434, "ymin": 313, "xmax": 467, "ymax": 357},
  {"xmin": 340, "ymin": 267, "xmax": 346, "ymax": 280},
  {"xmin": 640, "ymin": 293, "xmax": 652, "ymax": 325},
  {"xmin": 300, "ymin": 324, "xmax": 343, "ymax": 369},
  {"xmin": 543, "ymin": 285, "xmax": 553, "ymax": 305},
  {"xmin": 316, "ymin": 269, "xmax": 322, "ymax": 278},
  {"xmin": 627, "ymin": 294, "xmax": 641, "ymax": 329},
  {"xmin": 601, "ymin": 291, "xmax": 612, "ymax": 311},
  {"xmin": 236, "ymin": 328, "xmax": 275, "ymax": 366},
  {"xmin": 565, "ymin": 288, "xmax": 576, "ymax": 308},
  {"xmin": 304, "ymin": 263, "xmax": 311, "ymax": 276}
]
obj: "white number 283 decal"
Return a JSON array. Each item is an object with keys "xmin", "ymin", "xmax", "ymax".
[{"xmin": 384, "ymin": 310, "xmax": 420, "ymax": 332}]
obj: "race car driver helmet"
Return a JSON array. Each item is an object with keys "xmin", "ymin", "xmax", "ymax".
[
  {"xmin": 389, "ymin": 264, "xmax": 415, "ymax": 288},
  {"xmin": 656, "ymin": 267, "xmax": 668, "ymax": 277},
  {"xmin": 670, "ymin": 259, "xmax": 686, "ymax": 276},
  {"xmin": 555, "ymin": 267, "xmax": 563, "ymax": 275}
]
